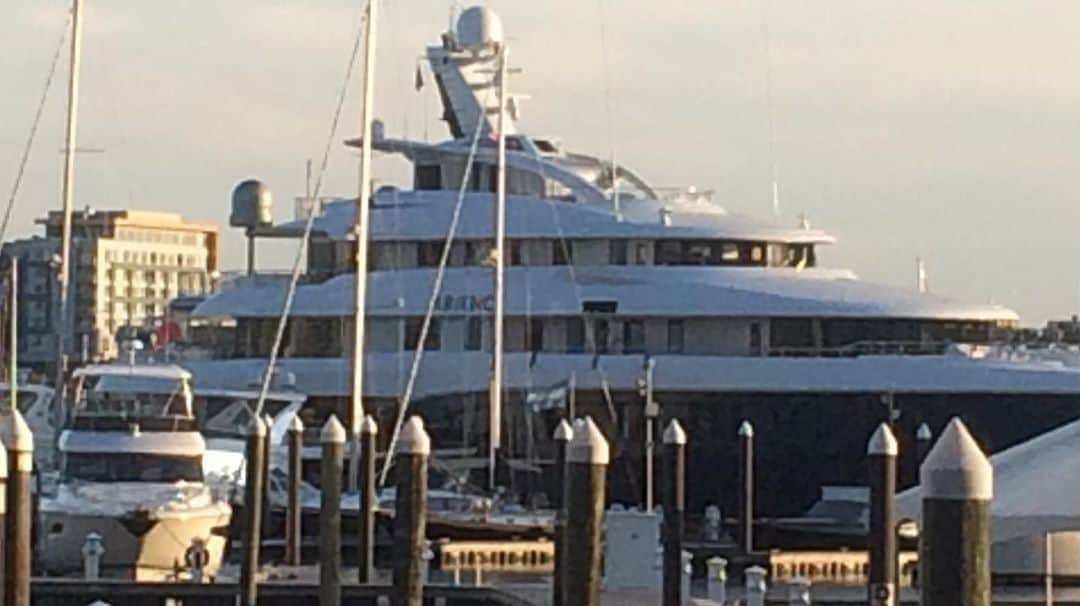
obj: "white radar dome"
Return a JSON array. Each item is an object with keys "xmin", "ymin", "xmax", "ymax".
[{"xmin": 456, "ymin": 6, "xmax": 504, "ymax": 51}]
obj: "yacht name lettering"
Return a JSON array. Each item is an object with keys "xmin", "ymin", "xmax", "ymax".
[{"xmin": 437, "ymin": 294, "xmax": 494, "ymax": 312}]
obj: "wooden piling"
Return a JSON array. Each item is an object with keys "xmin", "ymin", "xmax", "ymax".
[
  {"xmin": 0, "ymin": 433, "xmax": 6, "ymax": 606},
  {"xmin": 285, "ymin": 413, "xmax": 304, "ymax": 567},
  {"xmin": 240, "ymin": 415, "xmax": 266, "ymax": 606},
  {"xmin": 867, "ymin": 422, "xmax": 898, "ymax": 606},
  {"xmin": 920, "ymin": 418, "xmax": 992, "ymax": 606},
  {"xmin": 738, "ymin": 420, "xmax": 754, "ymax": 555},
  {"xmin": 320, "ymin": 416, "xmax": 346, "ymax": 606},
  {"xmin": 393, "ymin": 416, "xmax": 430, "ymax": 606},
  {"xmin": 358, "ymin": 414, "xmax": 378, "ymax": 584},
  {"xmin": 262, "ymin": 413, "xmax": 274, "ymax": 535},
  {"xmin": 564, "ymin": 417, "xmax": 608, "ymax": 606},
  {"xmin": 3, "ymin": 411, "xmax": 30, "ymax": 606},
  {"xmin": 662, "ymin": 420, "xmax": 687, "ymax": 606},
  {"xmin": 552, "ymin": 419, "xmax": 572, "ymax": 606}
]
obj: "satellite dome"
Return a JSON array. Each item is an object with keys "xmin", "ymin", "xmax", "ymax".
[
  {"xmin": 230, "ymin": 179, "xmax": 273, "ymax": 229},
  {"xmin": 456, "ymin": 6, "xmax": 504, "ymax": 52}
]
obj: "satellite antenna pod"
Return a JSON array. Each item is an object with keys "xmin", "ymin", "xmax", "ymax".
[{"xmin": 230, "ymin": 179, "xmax": 273, "ymax": 275}]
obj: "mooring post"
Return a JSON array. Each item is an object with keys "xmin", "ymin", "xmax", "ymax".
[
  {"xmin": 788, "ymin": 577, "xmax": 811, "ymax": 605},
  {"xmin": 552, "ymin": 419, "xmax": 572, "ymax": 606},
  {"xmin": 320, "ymin": 416, "xmax": 346, "ymax": 606},
  {"xmin": 868, "ymin": 422, "xmax": 898, "ymax": 606},
  {"xmin": 920, "ymin": 418, "xmax": 992, "ymax": 606},
  {"xmin": 4, "ymin": 411, "xmax": 32, "ymax": 606},
  {"xmin": 564, "ymin": 417, "xmax": 609, "ymax": 606},
  {"xmin": 915, "ymin": 423, "xmax": 932, "ymax": 480},
  {"xmin": 738, "ymin": 420, "xmax": 755, "ymax": 555},
  {"xmin": 81, "ymin": 532, "xmax": 104, "ymax": 580},
  {"xmin": 262, "ymin": 413, "xmax": 275, "ymax": 538},
  {"xmin": 662, "ymin": 420, "xmax": 687, "ymax": 606},
  {"xmin": 285, "ymin": 413, "xmax": 304, "ymax": 567},
  {"xmin": 745, "ymin": 565, "xmax": 767, "ymax": 606},
  {"xmin": 358, "ymin": 414, "xmax": 378, "ymax": 584},
  {"xmin": 240, "ymin": 415, "xmax": 266, "ymax": 606},
  {"xmin": 706, "ymin": 557, "xmax": 727, "ymax": 603},
  {"xmin": 393, "ymin": 416, "xmax": 430, "ymax": 606}
]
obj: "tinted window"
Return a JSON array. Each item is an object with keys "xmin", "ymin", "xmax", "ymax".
[{"xmin": 64, "ymin": 453, "xmax": 203, "ymax": 483}]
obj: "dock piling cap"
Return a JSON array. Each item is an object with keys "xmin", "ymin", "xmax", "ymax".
[
  {"xmin": 553, "ymin": 419, "xmax": 573, "ymax": 442},
  {"xmin": 397, "ymin": 416, "xmax": 431, "ymax": 456},
  {"xmin": 663, "ymin": 419, "xmax": 687, "ymax": 445},
  {"xmin": 920, "ymin": 417, "xmax": 992, "ymax": 501},
  {"xmin": 321, "ymin": 415, "xmax": 347, "ymax": 444},
  {"xmin": 2, "ymin": 409, "xmax": 33, "ymax": 453},
  {"xmin": 738, "ymin": 420, "xmax": 754, "ymax": 439},
  {"xmin": 916, "ymin": 422, "xmax": 932, "ymax": 441},
  {"xmin": 248, "ymin": 414, "xmax": 267, "ymax": 437},
  {"xmin": 361, "ymin": 414, "xmax": 378, "ymax": 436},
  {"xmin": 867, "ymin": 422, "xmax": 898, "ymax": 456},
  {"xmin": 568, "ymin": 417, "xmax": 609, "ymax": 465},
  {"xmin": 288, "ymin": 412, "xmax": 304, "ymax": 433}
]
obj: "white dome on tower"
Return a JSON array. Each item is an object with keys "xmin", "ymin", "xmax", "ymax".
[{"xmin": 456, "ymin": 6, "xmax": 504, "ymax": 51}]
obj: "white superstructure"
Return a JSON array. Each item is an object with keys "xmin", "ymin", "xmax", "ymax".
[
  {"xmin": 170, "ymin": 6, "xmax": 1080, "ymax": 514},
  {"xmin": 39, "ymin": 364, "xmax": 231, "ymax": 580}
]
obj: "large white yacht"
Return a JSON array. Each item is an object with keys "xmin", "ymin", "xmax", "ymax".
[
  {"xmin": 178, "ymin": 7, "xmax": 1080, "ymax": 517},
  {"xmin": 39, "ymin": 365, "xmax": 231, "ymax": 580}
]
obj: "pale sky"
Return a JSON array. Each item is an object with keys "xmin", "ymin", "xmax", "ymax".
[{"xmin": 2, "ymin": 1, "xmax": 1078, "ymax": 325}]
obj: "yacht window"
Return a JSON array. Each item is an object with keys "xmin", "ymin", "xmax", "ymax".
[
  {"xmin": 418, "ymin": 241, "xmax": 442, "ymax": 267},
  {"xmin": 609, "ymin": 241, "xmax": 628, "ymax": 265},
  {"xmin": 567, "ymin": 318, "xmax": 586, "ymax": 353},
  {"xmin": 465, "ymin": 240, "xmax": 494, "ymax": 266},
  {"xmin": 685, "ymin": 242, "xmax": 713, "ymax": 265},
  {"xmin": 655, "ymin": 241, "xmax": 683, "ymax": 265},
  {"xmin": 415, "ymin": 165, "xmax": 442, "ymax": 190},
  {"xmin": 0, "ymin": 391, "xmax": 39, "ymax": 415},
  {"xmin": 582, "ymin": 301, "xmax": 618, "ymax": 313},
  {"xmin": 308, "ymin": 240, "xmax": 334, "ymax": 272},
  {"xmin": 750, "ymin": 245, "xmax": 764, "ymax": 264},
  {"xmin": 721, "ymin": 243, "xmax": 740, "ymax": 262},
  {"xmin": 532, "ymin": 139, "xmax": 559, "ymax": 153},
  {"xmin": 553, "ymin": 241, "xmax": 572, "ymax": 265},
  {"xmin": 591, "ymin": 319, "xmax": 610, "ymax": 354},
  {"xmin": 668, "ymin": 319, "xmax": 684, "ymax": 353},
  {"xmin": 623, "ymin": 319, "xmax": 645, "ymax": 354},
  {"xmin": 509, "ymin": 240, "xmax": 523, "ymax": 265},
  {"xmin": 749, "ymin": 322, "xmax": 763, "ymax": 355},
  {"xmin": 405, "ymin": 317, "xmax": 441, "ymax": 351},
  {"xmin": 770, "ymin": 318, "xmax": 814, "ymax": 350},
  {"xmin": 633, "ymin": 242, "xmax": 651, "ymax": 265},
  {"xmin": 526, "ymin": 318, "xmax": 545, "ymax": 352},
  {"xmin": 64, "ymin": 453, "xmax": 203, "ymax": 483},
  {"xmin": 466, "ymin": 317, "xmax": 483, "ymax": 351}
]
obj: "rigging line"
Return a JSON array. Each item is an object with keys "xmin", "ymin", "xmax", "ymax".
[
  {"xmin": 378, "ymin": 84, "xmax": 494, "ymax": 487},
  {"xmin": 594, "ymin": 0, "xmax": 619, "ymax": 201},
  {"xmin": 251, "ymin": 7, "xmax": 367, "ymax": 422},
  {"xmin": 1, "ymin": 12, "xmax": 71, "ymax": 243}
]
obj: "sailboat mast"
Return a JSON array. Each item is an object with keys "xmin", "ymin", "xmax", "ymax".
[
  {"xmin": 55, "ymin": 0, "xmax": 84, "ymax": 407},
  {"xmin": 489, "ymin": 44, "xmax": 508, "ymax": 491},
  {"xmin": 351, "ymin": 0, "xmax": 378, "ymax": 468}
]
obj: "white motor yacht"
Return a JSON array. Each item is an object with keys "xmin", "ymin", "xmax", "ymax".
[{"xmin": 39, "ymin": 364, "xmax": 231, "ymax": 580}]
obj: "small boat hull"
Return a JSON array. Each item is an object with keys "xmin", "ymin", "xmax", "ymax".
[{"xmin": 39, "ymin": 504, "xmax": 231, "ymax": 580}]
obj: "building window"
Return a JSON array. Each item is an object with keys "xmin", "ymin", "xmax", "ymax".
[
  {"xmin": 525, "ymin": 318, "xmax": 544, "ymax": 352},
  {"xmin": 405, "ymin": 317, "xmax": 440, "ymax": 351},
  {"xmin": 668, "ymin": 319, "xmax": 684, "ymax": 353},
  {"xmin": 567, "ymin": 318, "xmax": 585, "ymax": 353},
  {"xmin": 623, "ymin": 319, "xmax": 645, "ymax": 353},
  {"xmin": 466, "ymin": 317, "xmax": 483, "ymax": 351}
]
